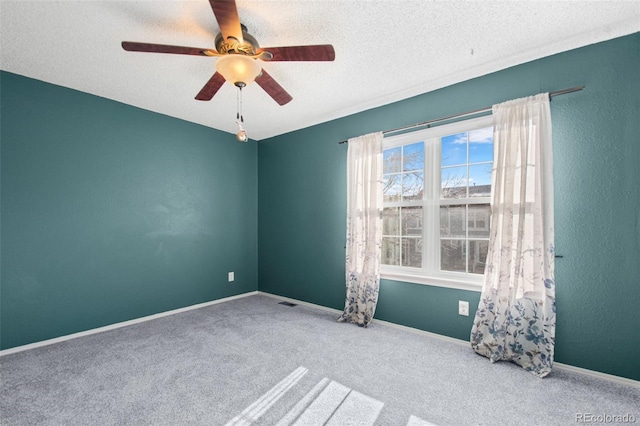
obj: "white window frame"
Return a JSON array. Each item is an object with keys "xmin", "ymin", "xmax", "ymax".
[{"xmin": 380, "ymin": 115, "xmax": 493, "ymax": 292}]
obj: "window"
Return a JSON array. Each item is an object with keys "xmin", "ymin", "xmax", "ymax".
[{"xmin": 381, "ymin": 116, "xmax": 493, "ymax": 290}]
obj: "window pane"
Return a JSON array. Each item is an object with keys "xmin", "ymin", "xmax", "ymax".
[
  {"xmin": 468, "ymin": 163, "xmax": 492, "ymax": 195},
  {"xmin": 402, "ymin": 237, "xmax": 422, "ymax": 267},
  {"xmin": 441, "ymin": 239, "xmax": 466, "ymax": 272},
  {"xmin": 382, "ymin": 237, "xmax": 400, "ymax": 265},
  {"xmin": 403, "ymin": 142, "xmax": 424, "ymax": 171},
  {"xmin": 440, "ymin": 205, "xmax": 465, "ymax": 238},
  {"xmin": 402, "ymin": 207, "xmax": 423, "ymax": 236},
  {"xmin": 383, "ymin": 207, "xmax": 399, "ymax": 235},
  {"xmin": 441, "ymin": 132, "xmax": 467, "ymax": 166},
  {"xmin": 468, "ymin": 240, "xmax": 489, "ymax": 274},
  {"xmin": 468, "ymin": 127, "xmax": 493, "ymax": 163},
  {"xmin": 402, "ymin": 172, "xmax": 424, "ymax": 200},
  {"xmin": 441, "ymin": 166, "xmax": 467, "ymax": 199},
  {"xmin": 382, "ymin": 119, "xmax": 493, "ymax": 278},
  {"xmin": 383, "ymin": 147, "xmax": 402, "ymax": 174},
  {"xmin": 468, "ymin": 204, "xmax": 491, "ymax": 238},
  {"xmin": 383, "ymin": 174, "xmax": 401, "ymax": 202}
]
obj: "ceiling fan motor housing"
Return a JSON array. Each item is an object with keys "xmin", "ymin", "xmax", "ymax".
[{"xmin": 215, "ymin": 25, "xmax": 259, "ymax": 56}]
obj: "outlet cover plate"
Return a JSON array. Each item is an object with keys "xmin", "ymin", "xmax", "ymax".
[
  {"xmin": 228, "ymin": 272, "xmax": 234, "ymax": 282},
  {"xmin": 458, "ymin": 300, "xmax": 469, "ymax": 316}
]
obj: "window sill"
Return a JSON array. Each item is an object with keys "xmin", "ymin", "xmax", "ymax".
[{"xmin": 380, "ymin": 270, "xmax": 483, "ymax": 292}]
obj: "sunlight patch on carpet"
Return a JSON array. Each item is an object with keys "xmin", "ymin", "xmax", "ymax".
[
  {"xmin": 325, "ymin": 389, "xmax": 384, "ymax": 425},
  {"xmin": 226, "ymin": 366, "xmax": 437, "ymax": 426},
  {"xmin": 407, "ymin": 414, "xmax": 438, "ymax": 426},
  {"xmin": 275, "ymin": 378, "xmax": 331, "ymax": 426},
  {"xmin": 225, "ymin": 366, "xmax": 308, "ymax": 426},
  {"xmin": 290, "ymin": 380, "xmax": 352, "ymax": 425}
]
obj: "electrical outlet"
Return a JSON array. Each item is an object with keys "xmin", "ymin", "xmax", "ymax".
[
  {"xmin": 228, "ymin": 272, "xmax": 234, "ymax": 282},
  {"xmin": 458, "ymin": 300, "xmax": 469, "ymax": 316}
]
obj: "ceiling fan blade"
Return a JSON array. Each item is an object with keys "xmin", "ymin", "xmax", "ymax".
[
  {"xmin": 210, "ymin": 0, "xmax": 244, "ymax": 43},
  {"xmin": 259, "ymin": 45, "xmax": 335, "ymax": 62},
  {"xmin": 195, "ymin": 72, "xmax": 227, "ymax": 101},
  {"xmin": 122, "ymin": 41, "xmax": 212, "ymax": 56},
  {"xmin": 255, "ymin": 70, "xmax": 292, "ymax": 106}
]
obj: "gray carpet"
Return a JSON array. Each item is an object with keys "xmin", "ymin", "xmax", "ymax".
[{"xmin": 1, "ymin": 294, "xmax": 638, "ymax": 425}]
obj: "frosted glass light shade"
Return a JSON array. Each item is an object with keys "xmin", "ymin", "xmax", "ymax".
[{"xmin": 215, "ymin": 54, "xmax": 261, "ymax": 86}]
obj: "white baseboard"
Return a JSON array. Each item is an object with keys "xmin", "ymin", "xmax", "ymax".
[
  {"xmin": 258, "ymin": 291, "xmax": 640, "ymax": 388},
  {"xmin": 258, "ymin": 291, "xmax": 467, "ymax": 347},
  {"xmin": 3, "ymin": 290, "xmax": 638, "ymax": 388},
  {"xmin": 0, "ymin": 291, "xmax": 258, "ymax": 357},
  {"xmin": 258, "ymin": 291, "xmax": 344, "ymax": 315},
  {"xmin": 552, "ymin": 362, "xmax": 639, "ymax": 388}
]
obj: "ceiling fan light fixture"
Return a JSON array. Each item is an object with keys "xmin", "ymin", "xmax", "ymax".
[
  {"xmin": 122, "ymin": 0, "xmax": 334, "ymax": 105},
  {"xmin": 215, "ymin": 54, "xmax": 261, "ymax": 86}
]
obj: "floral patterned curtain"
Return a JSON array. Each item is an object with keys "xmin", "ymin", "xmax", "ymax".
[
  {"xmin": 338, "ymin": 132, "xmax": 383, "ymax": 327},
  {"xmin": 470, "ymin": 94, "xmax": 556, "ymax": 377}
]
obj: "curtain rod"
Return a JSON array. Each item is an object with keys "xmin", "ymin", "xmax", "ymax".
[{"xmin": 337, "ymin": 85, "xmax": 585, "ymax": 144}]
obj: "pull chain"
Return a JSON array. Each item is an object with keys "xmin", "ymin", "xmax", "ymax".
[
  {"xmin": 235, "ymin": 84, "xmax": 248, "ymax": 142},
  {"xmin": 236, "ymin": 85, "xmax": 244, "ymax": 123}
]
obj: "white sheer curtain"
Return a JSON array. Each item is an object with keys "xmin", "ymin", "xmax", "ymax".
[
  {"xmin": 470, "ymin": 93, "xmax": 556, "ymax": 377},
  {"xmin": 338, "ymin": 132, "xmax": 383, "ymax": 327}
]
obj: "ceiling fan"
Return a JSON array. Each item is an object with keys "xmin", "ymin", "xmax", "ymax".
[{"xmin": 121, "ymin": 0, "xmax": 335, "ymax": 106}]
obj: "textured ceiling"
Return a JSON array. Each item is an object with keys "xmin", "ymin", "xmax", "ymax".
[{"xmin": 1, "ymin": 1, "xmax": 639, "ymax": 140}]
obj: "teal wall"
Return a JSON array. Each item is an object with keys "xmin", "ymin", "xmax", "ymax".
[
  {"xmin": 1, "ymin": 71, "xmax": 258, "ymax": 349},
  {"xmin": 2, "ymin": 34, "xmax": 638, "ymax": 381},
  {"xmin": 258, "ymin": 33, "xmax": 640, "ymax": 380}
]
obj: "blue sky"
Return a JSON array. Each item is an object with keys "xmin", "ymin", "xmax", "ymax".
[
  {"xmin": 383, "ymin": 126, "xmax": 493, "ymax": 201},
  {"xmin": 441, "ymin": 127, "xmax": 493, "ymax": 187}
]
